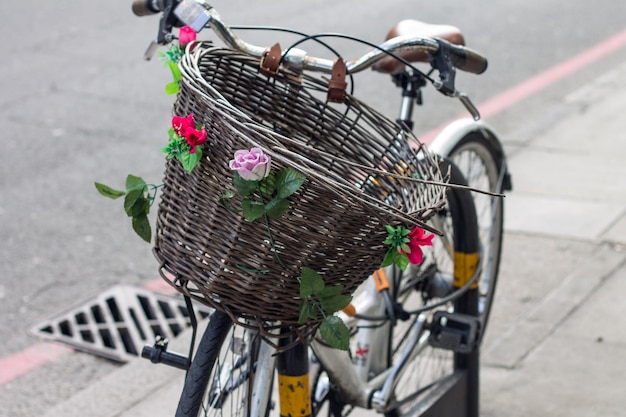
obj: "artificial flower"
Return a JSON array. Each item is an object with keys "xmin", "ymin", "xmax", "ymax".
[
  {"xmin": 401, "ymin": 227, "xmax": 434, "ymax": 264},
  {"xmin": 229, "ymin": 148, "xmax": 272, "ymax": 181},
  {"xmin": 179, "ymin": 26, "xmax": 197, "ymax": 48},
  {"xmin": 185, "ymin": 127, "xmax": 207, "ymax": 154},
  {"xmin": 172, "ymin": 113, "xmax": 195, "ymax": 137}
]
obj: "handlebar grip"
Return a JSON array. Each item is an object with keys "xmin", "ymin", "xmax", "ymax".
[
  {"xmin": 141, "ymin": 345, "xmax": 190, "ymax": 370},
  {"xmin": 132, "ymin": 0, "xmax": 165, "ymax": 16},
  {"xmin": 448, "ymin": 44, "xmax": 488, "ymax": 75}
]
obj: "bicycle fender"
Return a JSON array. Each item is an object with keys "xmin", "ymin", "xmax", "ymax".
[{"xmin": 428, "ymin": 118, "xmax": 506, "ymax": 161}]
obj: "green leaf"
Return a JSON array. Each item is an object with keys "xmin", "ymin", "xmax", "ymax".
[
  {"xmin": 221, "ymin": 190, "xmax": 235, "ymax": 200},
  {"xmin": 168, "ymin": 61, "xmax": 181, "ymax": 82},
  {"xmin": 385, "ymin": 225, "xmax": 395, "ymax": 234},
  {"xmin": 233, "ymin": 172, "xmax": 258, "ymax": 196},
  {"xmin": 130, "ymin": 197, "xmax": 150, "ymax": 217},
  {"xmin": 126, "ymin": 175, "xmax": 146, "ymax": 192},
  {"xmin": 165, "ymin": 81, "xmax": 180, "ymax": 95},
  {"xmin": 320, "ymin": 294, "xmax": 352, "ymax": 314},
  {"xmin": 317, "ymin": 285, "xmax": 344, "ymax": 299},
  {"xmin": 396, "ymin": 253, "xmax": 409, "ymax": 271},
  {"xmin": 163, "ymin": 133, "xmax": 187, "ymax": 158},
  {"xmin": 132, "ymin": 213, "xmax": 152, "ymax": 243},
  {"xmin": 258, "ymin": 171, "xmax": 277, "ymax": 196},
  {"xmin": 381, "ymin": 250, "xmax": 395, "ymax": 268},
  {"xmin": 167, "ymin": 127, "xmax": 179, "ymax": 141},
  {"xmin": 319, "ymin": 316, "xmax": 350, "ymax": 351},
  {"xmin": 242, "ymin": 198, "xmax": 266, "ymax": 221},
  {"xmin": 180, "ymin": 148, "xmax": 202, "ymax": 172},
  {"xmin": 124, "ymin": 189, "xmax": 143, "ymax": 217},
  {"xmin": 276, "ymin": 168, "xmax": 305, "ymax": 199},
  {"xmin": 298, "ymin": 301, "xmax": 313, "ymax": 324},
  {"xmin": 265, "ymin": 197, "xmax": 290, "ymax": 219},
  {"xmin": 300, "ymin": 267, "xmax": 325, "ymax": 298},
  {"xmin": 95, "ymin": 182, "xmax": 126, "ymax": 199}
]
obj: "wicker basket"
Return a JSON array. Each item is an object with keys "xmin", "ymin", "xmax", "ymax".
[{"xmin": 153, "ymin": 42, "xmax": 447, "ymax": 343}]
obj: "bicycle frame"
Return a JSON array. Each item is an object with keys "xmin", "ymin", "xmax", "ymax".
[
  {"xmin": 251, "ymin": 267, "xmax": 430, "ymax": 416},
  {"xmin": 257, "ymin": 256, "xmax": 481, "ymax": 416},
  {"xmin": 310, "ymin": 270, "xmax": 430, "ymax": 413}
]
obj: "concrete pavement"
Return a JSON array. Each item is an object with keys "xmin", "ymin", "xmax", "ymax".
[
  {"xmin": 36, "ymin": 58, "xmax": 626, "ymax": 416},
  {"xmin": 480, "ymin": 60, "xmax": 626, "ymax": 416}
]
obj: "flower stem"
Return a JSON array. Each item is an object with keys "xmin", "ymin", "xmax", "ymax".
[{"xmin": 263, "ymin": 214, "xmax": 290, "ymax": 271}]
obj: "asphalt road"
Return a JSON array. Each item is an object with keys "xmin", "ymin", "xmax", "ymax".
[{"xmin": 1, "ymin": 0, "xmax": 625, "ymax": 415}]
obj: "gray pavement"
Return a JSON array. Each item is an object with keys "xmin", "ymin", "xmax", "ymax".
[{"xmin": 38, "ymin": 52, "xmax": 626, "ymax": 417}]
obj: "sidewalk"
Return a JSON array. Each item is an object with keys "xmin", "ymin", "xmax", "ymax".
[
  {"xmin": 42, "ymin": 63, "xmax": 626, "ymax": 417},
  {"xmin": 480, "ymin": 61, "xmax": 626, "ymax": 416}
]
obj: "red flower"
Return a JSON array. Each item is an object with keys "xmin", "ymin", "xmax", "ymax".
[
  {"xmin": 400, "ymin": 227, "xmax": 434, "ymax": 264},
  {"xmin": 172, "ymin": 114, "xmax": 195, "ymax": 137},
  {"xmin": 171, "ymin": 113, "xmax": 207, "ymax": 153},
  {"xmin": 185, "ymin": 127, "xmax": 207, "ymax": 154},
  {"xmin": 179, "ymin": 26, "xmax": 197, "ymax": 48}
]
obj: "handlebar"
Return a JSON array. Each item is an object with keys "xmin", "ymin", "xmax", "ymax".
[{"xmin": 132, "ymin": 0, "xmax": 488, "ymax": 76}]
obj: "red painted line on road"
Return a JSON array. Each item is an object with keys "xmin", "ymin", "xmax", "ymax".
[
  {"xmin": 144, "ymin": 274, "xmax": 177, "ymax": 294},
  {"xmin": 419, "ymin": 27, "xmax": 626, "ymax": 144},
  {"xmin": 2, "ymin": 27, "xmax": 626, "ymax": 389},
  {"xmin": 479, "ymin": 28, "xmax": 626, "ymax": 119},
  {"xmin": 0, "ymin": 342, "xmax": 73, "ymax": 386}
]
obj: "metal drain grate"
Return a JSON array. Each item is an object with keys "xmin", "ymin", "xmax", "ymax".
[{"xmin": 30, "ymin": 285, "xmax": 212, "ymax": 362}]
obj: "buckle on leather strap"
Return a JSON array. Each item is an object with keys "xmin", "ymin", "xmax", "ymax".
[
  {"xmin": 260, "ymin": 43, "xmax": 282, "ymax": 76},
  {"xmin": 327, "ymin": 59, "xmax": 347, "ymax": 103}
]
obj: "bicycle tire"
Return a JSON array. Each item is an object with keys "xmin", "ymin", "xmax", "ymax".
[
  {"xmin": 176, "ymin": 310, "xmax": 274, "ymax": 417},
  {"xmin": 382, "ymin": 160, "xmax": 481, "ymax": 417},
  {"xmin": 175, "ymin": 310, "xmax": 233, "ymax": 417},
  {"xmin": 448, "ymin": 133, "xmax": 505, "ymax": 342}
]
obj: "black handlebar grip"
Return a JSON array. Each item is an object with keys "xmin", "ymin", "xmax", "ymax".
[
  {"xmin": 141, "ymin": 345, "xmax": 190, "ymax": 370},
  {"xmin": 448, "ymin": 44, "xmax": 488, "ymax": 75}
]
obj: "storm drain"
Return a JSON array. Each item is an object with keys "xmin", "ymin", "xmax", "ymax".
[{"xmin": 30, "ymin": 285, "xmax": 212, "ymax": 363}]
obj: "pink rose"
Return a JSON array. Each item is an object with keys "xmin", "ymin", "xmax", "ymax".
[
  {"xmin": 400, "ymin": 227, "xmax": 434, "ymax": 264},
  {"xmin": 229, "ymin": 148, "xmax": 272, "ymax": 181},
  {"xmin": 179, "ymin": 26, "xmax": 197, "ymax": 48}
]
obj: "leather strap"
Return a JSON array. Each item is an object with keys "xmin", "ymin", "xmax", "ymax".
[
  {"xmin": 260, "ymin": 43, "xmax": 282, "ymax": 76},
  {"xmin": 327, "ymin": 59, "xmax": 347, "ymax": 103}
]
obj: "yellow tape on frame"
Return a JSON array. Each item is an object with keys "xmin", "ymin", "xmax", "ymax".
[
  {"xmin": 278, "ymin": 374, "xmax": 311, "ymax": 417},
  {"xmin": 453, "ymin": 252, "xmax": 480, "ymax": 289}
]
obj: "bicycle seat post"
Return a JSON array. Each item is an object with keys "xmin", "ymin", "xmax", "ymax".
[{"xmin": 393, "ymin": 69, "xmax": 427, "ymax": 131}]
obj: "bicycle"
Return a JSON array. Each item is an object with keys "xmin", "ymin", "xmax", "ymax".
[{"xmin": 132, "ymin": 1, "xmax": 510, "ymax": 416}]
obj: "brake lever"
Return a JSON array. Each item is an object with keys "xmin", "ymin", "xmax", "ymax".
[
  {"xmin": 429, "ymin": 39, "xmax": 481, "ymax": 120},
  {"xmin": 157, "ymin": 0, "xmax": 178, "ymax": 44},
  {"xmin": 143, "ymin": 0, "xmax": 179, "ymax": 60},
  {"xmin": 429, "ymin": 39, "xmax": 457, "ymax": 96}
]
